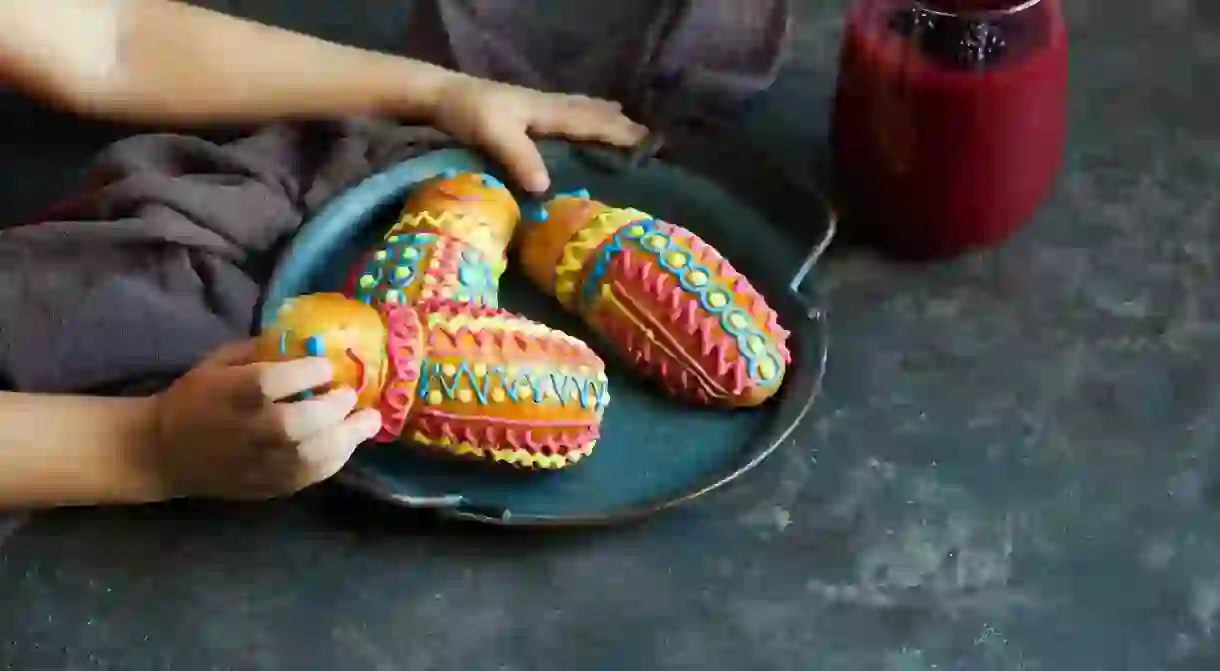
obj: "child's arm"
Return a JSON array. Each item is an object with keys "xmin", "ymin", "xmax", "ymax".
[
  {"xmin": 0, "ymin": 0, "xmax": 647, "ymax": 191},
  {"xmin": 0, "ymin": 392, "xmax": 164, "ymax": 508},
  {"xmin": 0, "ymin": 0, "xmax": 458, "ymax": 125},
  {"xmin": 0, "ymin": 340, "xmax": 380, "ymax": 510},
  {"xmin": 0, "ymin": 1, "xmax": 649, "ymax": 190}
]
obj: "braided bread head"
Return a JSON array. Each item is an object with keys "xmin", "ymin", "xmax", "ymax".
[
  {"xmin": 257, "ymin": 293, "xmax": 391, "ymax": 409},
  {"xmin": 257, "ymin": 293, "xmax": 425, "ymax": 440},
  {"xmin": 395, "ymin": 170, "xmax": 521, "ymax": 265}
]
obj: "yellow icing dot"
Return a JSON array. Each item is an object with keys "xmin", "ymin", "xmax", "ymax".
[
  {"xmin": 427, "ymin": 390, "xmax": 444, "ymax": 404},
  {"xmin": 491, "ymin": 388, "xmax": 507, "ymax": 403},
  {"xmin": 748, "ymin": 335, "xmax": 767, "ymax": 355},
  {"xmin": 359, "ymin": 274, "xmax": 376, "ymax": 288},
  {"xmin": 665, "ymin": 252, "xmax": 688, "ymax": 268},
  {"xmin": 384, "ymin": 289, "xmax": 402, "ymax": 304},
  {"xmin": 625, "ymin": 225, "xmax": 646, "ymax": 238},
  {"xmin": 687, "ymin": 270, "xmax": 708, "ymax": 286},
  {"xmin": 457, "ymin": 389, "xmax": 473, "ymax": 403},
  {"xmin": 421, "ymin": 289, "xmax": 435, "ymax": 299},
  {"xmin": 387, "ymin": 235, "xmax": 400, "ymax": 244},
  {"xmin": 643, "ymin": 234, "xmax": 667, "ymax": 250},
  {"xmin": 728, "ymin": 313, "xmax": 748, "ymax": 329},
  {"xmin": 758, "ymin": 357, "xmax": 779, "ymax": 381},
  {"xmin": 569, "ymin": 387, "xmax": 582, "ymax": 401},
  {"xmin": 424, "ymin": 275, "xmax": 438, "ymax": 284},
  {"xmin": 440, "ymin": 287, "xmax": 454, "ymax": 299},
  {"xmin": 517, "ymin": 383, "xmax": 534, "ymax": 398},
  {"xmin": 472, "ymin": 363, "xmax": 488, "ymax": 377},
  {"xmin": 440, "ymin": 363, "xmax": 457, "ymax": 377},
  {"xmin": 577, "ymin": 365, "xmax": 590, "ymax": 376},
  {"xmin": 429, "ymin": 260, "xmax": 442, "ymax": 270},
  {"xmin": 393, "ymin": 266, "xmax": 412, "ymax": 280},
  {"xmin": 707, "ymin": 292, "xmax": 729, "ymax": 308},
  {"xmin": 374, "ymin": 250, "xmax": 388, "ymax": 261},
  {"xmin": 402, "ymin": 247, "xmax": 419, "ymax": 260},
  {"xmin": 505, "ymin": 365, "xmax": 520, "ymax": 378}
]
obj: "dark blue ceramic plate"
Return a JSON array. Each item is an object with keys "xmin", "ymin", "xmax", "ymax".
[{"xmin": 261, "ymin": 139, "xmax": 833, "ymax": 527}]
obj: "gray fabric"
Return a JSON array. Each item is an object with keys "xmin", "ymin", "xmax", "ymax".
[
  {"xmin": 401, "ymin": 0, "xmax": 792, "ymax": 130},
  {"xmin": 0, "ymin": 120, "xmax": 450, "ymax": 395}
]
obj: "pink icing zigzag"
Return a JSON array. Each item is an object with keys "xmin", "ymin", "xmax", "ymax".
[
  {"xmin": 667, "ymin": 224, "xmax": 792, "ymax": 364},
  {"xmin": 373, "ymin": 301, "xmax": 424, "ymax": 443},
  {"xmin": 602, "ymin": 249, "xmax": 746, "ymax": 401},
  {"xmin": 420, "ymin": 298, "xmax": 597, "ymax": 364},
  {"xmin": 411, "ymin": 409, "xmax": 600, "ymax": 456}
]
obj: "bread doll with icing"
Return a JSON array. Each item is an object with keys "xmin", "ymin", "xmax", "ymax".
[
  {"xmin": 258, "ymin": 292, "xmax": 609, "ymax": 470},
  {"xmin": 347, "ymin": 170, "xmax": 519, "ymax": 309},
  {"xmin": 514, "ymin": 190, "xmax": 790, "ymax": 408}
]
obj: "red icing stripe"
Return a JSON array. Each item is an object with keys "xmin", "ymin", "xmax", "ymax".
[{"xmin": 345, "ymin": 348, "xmax": 367, "ymax": 395}]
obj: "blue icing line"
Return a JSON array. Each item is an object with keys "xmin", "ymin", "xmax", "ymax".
[
  {"xmin": 279, "ymin": 330, "xmax": 289, "ymax": 356},
  {"xmin": 415, "ymin": 360, "xmax": 608, "ymax": 410},
  {"xmin": 450, "ymin": 247, "xmax": 499, "ymax": 306},
  {"xmin": 579, "ymin": 219, "xmax": 653, "ymax": 307},
  {"xmin": 478, "ymin": 173, "xmax": 504, "ymax": 189},
  {"xmin": 355, "ymin": 232, "xmax": 440, "ymax": 302},
  {"xmin": 557, "ymin": 188, "xmax": 590, "ymax": 199},
  {"xmin": 521, "ymin": 202, "xmax": 548, "ymax": 223},
  {"xmin": 305, "ymin": 336, "xmax": 323, "ymax": 356},
  {"xmin": 458, "ymin": 263, "xmax": 485, "ymax": 287}
]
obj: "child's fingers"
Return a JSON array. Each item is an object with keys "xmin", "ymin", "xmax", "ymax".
[
  {"xmin": 265, "ymin": 386, "xmax": 359, "ymax": 443},
  {"xmin": 480, "ymin": 127, "xmax": 550, "ymax": 193},
  {"xmin": 290, "ymin": 408, "xmax": 382, "ymax": 487},
  {"xmin": 529, "ymin": 95, "xmax": 648, "ymax": 147},
  {"xmin": 480, "ymin": 122, "xmax": 551, "ymax": 193},
  {"xmin": 230, "ymin": 357, "xmax": 335, "ymax": 404}
]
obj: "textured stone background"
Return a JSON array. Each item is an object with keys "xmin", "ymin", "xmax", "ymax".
[{"xmin": 2, "ymin": 1, "xmax": 1219, "ymax": 670}]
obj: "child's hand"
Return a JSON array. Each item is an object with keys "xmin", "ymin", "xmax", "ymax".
[
  {"xmin": 148, "ymin": 340, "xmax": 381, "ymax": 501},
  {"xmin": 432, "ymin": 76, "xmax": 649, "ymax": 194}
]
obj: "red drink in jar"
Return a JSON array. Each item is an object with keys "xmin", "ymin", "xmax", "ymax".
[{"xmin": 832, "ymin": 0, "xmax": 1068, "ymax": 259}]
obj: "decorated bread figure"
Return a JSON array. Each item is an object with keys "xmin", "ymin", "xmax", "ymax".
[
  {"xmin": 348, "ymin": 169, "xmax": 520, "ymax": 309},
  {"xmin": 515, "ymin": 190, "xmax": 790, "ymax": 408},
  {"xmin": 258, "ymin": 293, "xmax": 609, "ymax": 470}
]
